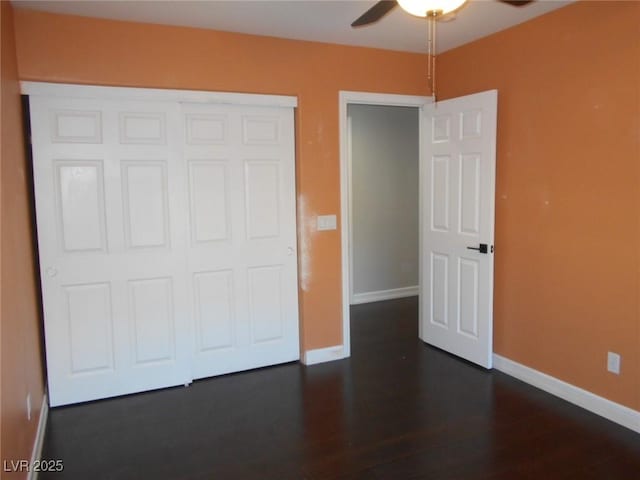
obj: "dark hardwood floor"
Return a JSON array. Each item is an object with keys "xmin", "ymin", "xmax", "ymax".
[{"xmin": 41, "ymin": 297, "xmax": 639, "ymax": 479}]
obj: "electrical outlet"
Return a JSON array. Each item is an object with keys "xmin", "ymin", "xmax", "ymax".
[
  {"xmin": 26, "ymin": 393, "xmax": 32, "ymax": 421},
  {"xmin": 607, "ymin": 352, "xmax": 621, "ymax": 375}
]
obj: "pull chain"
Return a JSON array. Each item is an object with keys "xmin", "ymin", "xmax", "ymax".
[
  {"xmin": 427, "ymin": 12, "xmax": 433, "ymax": 98},
  {"xmin": 432, "ymin": 12, "xmax": 437, "ymax": 102},
  {"xmin": 426, "ymin": 11, "xmax": 438, "ymax": 103}
]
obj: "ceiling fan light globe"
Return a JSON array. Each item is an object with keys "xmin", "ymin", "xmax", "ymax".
[{"xmin": 397, "ymin": 0, "xmax": 467, "ymax": 17}]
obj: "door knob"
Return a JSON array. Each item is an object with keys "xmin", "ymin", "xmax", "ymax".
[{"xmin": 467, "ymin": 243, "xmax": 491, "ymax": 254}]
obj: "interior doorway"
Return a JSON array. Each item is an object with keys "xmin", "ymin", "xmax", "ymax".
[
  {"xmin": 348, "ymin": 104, "xmax": 420, "ymax": 304},
  {"xmin": 339, "ymin": 91, "xmax": 431, "ymax": 356},
  {"xmin": 340, "ymin": 90, "xmax": 497, "ymax": 367}
]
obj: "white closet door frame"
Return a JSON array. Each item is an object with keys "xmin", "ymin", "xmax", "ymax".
[
  {"xmin": 24, "ymin": 82, "xmax": 298, "ymax": 406},
  {"xmin": 21, "ymin": 82, "xmax": 297, "ymax": 108}
]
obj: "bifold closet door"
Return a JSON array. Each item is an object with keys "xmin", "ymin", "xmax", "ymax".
[
  {"xmin": 30, "ymin": 97, "xmax": 192, "ymax": 406},
  {"xmin": 182, "ymin": 103, "xmax": 300, "ymax": 379}
]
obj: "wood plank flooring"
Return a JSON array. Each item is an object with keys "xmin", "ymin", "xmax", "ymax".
[{"xmin": 40, "ymin": 297, "xmax": 640, "ymax": 479}]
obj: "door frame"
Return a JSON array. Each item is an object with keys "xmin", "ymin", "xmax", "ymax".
[{"xmin": 338, "ymin": 91, "xmax": 432, "ymax": 357}]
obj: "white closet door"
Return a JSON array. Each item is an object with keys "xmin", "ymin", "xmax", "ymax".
[
  {"xmin": 182, "ymin": 103, "xmax": 300, "ymax": 379},
  {"xmin": 30, "ymin": 96, "xmax": 192, "ymax": 406}
]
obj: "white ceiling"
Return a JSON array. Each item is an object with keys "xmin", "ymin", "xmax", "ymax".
[{"xmin": 13, "ymin": 0, "xmax": 573, "ymax": 54}]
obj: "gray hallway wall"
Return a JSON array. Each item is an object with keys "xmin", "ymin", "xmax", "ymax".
[{"xmin": 349, "ymin": 104, "xmax": 419, "ymax": 303}]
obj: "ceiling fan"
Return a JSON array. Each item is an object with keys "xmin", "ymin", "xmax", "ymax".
[
  {"xmin": 351, "ymin": 0, "xmax": 534, "ymax": 27},
  {"xmin": 351, "ymin": 0, "xmax": 534, "ymax": 101}
]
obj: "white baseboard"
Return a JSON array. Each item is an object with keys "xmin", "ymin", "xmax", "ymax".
[
  {"xmin": 350, "ymin": 285, "xmax": 419, "ymax": 305},
  {"xmin": 493, "ymin": 354, "xmax": 640, "ymax": 434},
  {"xmin": 28, "ymin": 392, "xmax": 49, "ymax": 480},
  {"xmin": 302, "ymin": 345, "xmax": 347, "ymax": 366}
]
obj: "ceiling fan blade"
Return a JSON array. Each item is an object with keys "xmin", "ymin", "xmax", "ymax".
[
  {"xmin": 351, "ymin": 1, "xmax": 398, "ymax": 27},
  {"xmin": 498, "ymin": 0, "xmax": 535, "ymax": 6}
]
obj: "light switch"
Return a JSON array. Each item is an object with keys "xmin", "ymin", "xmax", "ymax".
[{"xmin": 317, "ymin": 214, "xmax": 337, "ymax": 231}]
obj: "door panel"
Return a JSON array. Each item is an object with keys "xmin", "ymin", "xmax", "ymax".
[
  {"xmin": 119, "ymin": 112, "xmax": 166, "ymax": 145},
  {"xmin": 458, "ymin": 258, "xmax": 479, "ymax": 338},
  {"xmin": 248, "ymin": 265, "xmax": 284, "ymax": 344},
  {"xmin": 193, "ymin": 270, "xmax": 235, "ymax": 351},
  {"xmin": 65, "ymin": 282, "xmax": 114, "ymax": 374},
  {"xmin": 51, "ymin": 109, "xmax": 102, "ymax": 143},
  {"xmin": 188, "ymin": 160, "xmax": 230, "ymax": 243},
  {"xmin": 459, "ymin": 154, "xmax": 481, "ymax": 235},
  {"xmin": 430, "ymin": 253, "xmax": 449, "ymax": 328},
  {"xmin": 420, "ymin": 90, "xmax": 497, "ymax": 369},
  {"xmin": 181, "ymin": 103, "xmax": 299, "ymax": 380},
  {"xmin": 244, "ymin": 160, "xmax": 281, "ymax": 239},
  {"xmin": 31, "ymin": 97, "xmax": 191, "ymax": 406},
  {"xmin": 121, "ymin": 161, "xmax": 170, "ymax": 248},
  {"xmin": 128, "ymin": 277, "xmax": 175, "ymax": 365},
  {"xmin": 431, "ymin": 155, "xmax": 451, "ymax": 231},
  {"xmin": 55, "ymin": 160, "xmax": 107, "ymax": 253}
]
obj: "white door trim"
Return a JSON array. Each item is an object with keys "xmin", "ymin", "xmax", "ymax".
[
  {"xmin": 28, "ymin": 392, "xmax": 49, "ymax": 480},
  {"xmin": 339, "ymin": 91, "xmax": 432, "ymax": 357},
  {"xmin": 21, "ymin": 82, "xmax": 298, "ymax": 108}
]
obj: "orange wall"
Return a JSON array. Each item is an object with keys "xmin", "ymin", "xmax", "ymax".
[
  {"xmin": 12, "ymin": 9, "xmax": 429, "ymax": 351},
  {"xmin": 439, "ymin": 1, "xmax": 640, "ymax": 410},
  {"xmin": 1, "ymin": 0, "xmax": 46, "ymax": 475},
  {"xmin": 11, "ymin": 2, "xmax": 639, "ymax": 414}
]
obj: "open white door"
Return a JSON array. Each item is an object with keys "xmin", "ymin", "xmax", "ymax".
[{"xmin": 419, "ymin": 90, "xmax": 497, "ymax": 369}]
